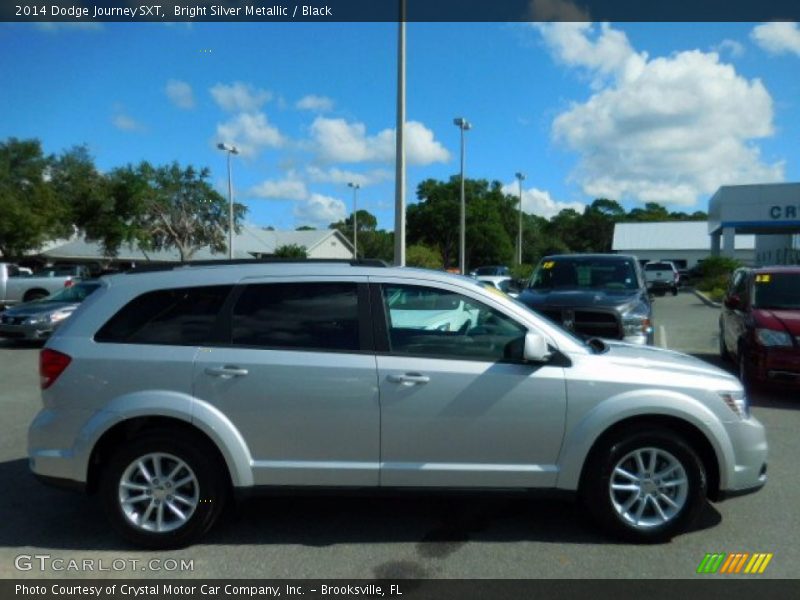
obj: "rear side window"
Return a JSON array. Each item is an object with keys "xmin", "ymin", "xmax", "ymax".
[
  {"xmin": 95, "ymin": 285, "xmax": 233, "ymax": 345},
  {"xmin": 231, "ymin": 282, "xmax": 360, "ymax": 352}
]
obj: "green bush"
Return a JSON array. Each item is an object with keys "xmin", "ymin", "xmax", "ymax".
[{"xmin": 406, "ymin": 244, "xmax": 443, "ymax": 270}]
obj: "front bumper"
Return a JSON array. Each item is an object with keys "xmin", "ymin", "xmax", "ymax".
[
  {"xmin": 718, "ymin": 415, "xmax": 768, "ymax": 498},
  {"xmin": 751, "ymin": 346, "xmax": 800, "ymax": 387},
  {"xmin": 0, "ymin": 322, "xmax": 53, "ymax": 340}
]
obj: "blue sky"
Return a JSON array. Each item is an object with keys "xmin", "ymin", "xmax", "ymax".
[{"xmin": 1, "ymin": 21, "xmax": 799, "ymax": 231}]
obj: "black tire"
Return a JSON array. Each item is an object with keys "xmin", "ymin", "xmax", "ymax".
[
  {"xmin": 23, "ymin": 289, "xmax": 48, "ymax": 302},
  {"xmin": 581, "ymin": 428, "xmax": 707, "ymax": 543},
  {"xmin": 99, "ymin": 429, "xmax": 228, "ymax": 549}
]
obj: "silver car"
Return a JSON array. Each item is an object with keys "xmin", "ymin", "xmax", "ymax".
[
  {"xmin": 28, "ymin": 262, "xmax": 767, "ymax": 548},
  {"xmin": 0, "ymin": 281, "xmax": 101, "ymax": 341}
]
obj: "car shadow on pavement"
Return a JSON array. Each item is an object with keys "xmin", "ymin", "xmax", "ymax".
[
  {"xmin": 692, "ymin": 353, "xmax": 800, "ymax": 411},
  {"xmin": 0, "ymin": 458, "xmax": 722, "ymax": 551}
]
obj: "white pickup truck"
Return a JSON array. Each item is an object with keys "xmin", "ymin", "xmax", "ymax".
[
  {"xmin": 643, "ymin": 261, "xmax": 679, "ymax": 296},
  {"xmin": 0, "ymin": 262, "xmax": 89, "ymax": 308}
]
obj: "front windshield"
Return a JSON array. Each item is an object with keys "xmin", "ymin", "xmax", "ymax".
[
  {"xmin": 529, "ymin": 258, "xmax": 638, "ymax": 291},
  {"xmin": 38, "ymin": 283, "xmax": 100, "ymax": 304},
  {"xmin": 753, "ymin": 273, "xmax": 800, "ymax": 309}
]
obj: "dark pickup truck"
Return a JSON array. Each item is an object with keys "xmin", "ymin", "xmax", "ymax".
[{"xmin": 517, "ymin": 254, "xmax": 654, "ymax": 345}]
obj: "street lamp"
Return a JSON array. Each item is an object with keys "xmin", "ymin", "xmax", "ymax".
[
  {"xmin": 216, "ymin": 142, "xmax": 239, "ymax": 260},
  {"xmin": 515, "ymin": 172, "xmax": 526, "ymax": 266},
  {"xmin": 453, "ymin": 117, "xmax": 471, "ymax": 275},
  {"xmin": 347, "ymin": 182, "xmax": 361, "ymax": 258}
]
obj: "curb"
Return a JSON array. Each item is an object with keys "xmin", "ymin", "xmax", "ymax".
[{"xmin": 691, "ymin": 288, "xmax": 722, "ymax": 309}]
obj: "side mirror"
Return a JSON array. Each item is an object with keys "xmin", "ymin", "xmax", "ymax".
[
  {"xmin": 524, "ymin": 332, "xmax": 552, "ymax": 363},
  {"xmin": 724, "ymin": 295, "xmax": 741, "ymax": 310}
]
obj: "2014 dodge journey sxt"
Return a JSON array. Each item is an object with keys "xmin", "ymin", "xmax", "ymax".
[{"xmin": 28, "ymin": 260, "xmax": 768, "ymax": 548}]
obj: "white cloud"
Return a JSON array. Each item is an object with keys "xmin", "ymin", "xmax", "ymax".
[
  {"xmin": 293, "ymin": 193, "xmax": 346, "ymax": 228},
  {"xmin": 404, "ymin": 122, "xmax": 452, "ymax": 165},
  {"xmin": 111, "ymin": 106, "xmax": 143, "ymax": 132},
  {"xmin": 215, "ymin": 112, "xmax": 285, "ymax": 157},
  {"xmin": 165, "ymin": 79, "xmax": 195, "ymax": 109},
  {"xmin": 713, "ymin": 39, "xmax": 745, "ymax": 58},
  {"xmin": 751, "ymin": 22, "xmax": 800, "ymax": 57},
  {"xmin": 309, "ymin": 117, "xmax": 450, "ymax": 166},
  {"xmin": 34, "ymin": 22, "xmax": 103, "ymax": 32},
  {"xmin": 537, "ymin": 23, "xmax": 784, "ymax": 206},
  {"xmin": 249, "ymin": 177, "xmax": 308, "ymax": 201},
  {"xmin": 501, "ymin": 183, "xmax": 585, "ymax": 219},
  {"xmin": 296, "ymin": 94, "xmax": 334, "ymax": 112},
  {"xmin": 535, "ymin": 22, "xmax": 647, "ymax": 88},
  {"xmin": 305, "ymin": 166, "xmax": 393, "ymax": 187},
  {"xmin": 210, "ymin": 82, "xmax": 272, "ymax": 112}
]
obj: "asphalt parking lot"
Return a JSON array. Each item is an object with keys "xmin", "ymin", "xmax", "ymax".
[{"xmin": 1, "ymin": 290, "xmax": 798, "ymax": 579}]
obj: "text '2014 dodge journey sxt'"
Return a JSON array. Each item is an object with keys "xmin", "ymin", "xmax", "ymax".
[{"xmin": 29, "ymin": 261, "xmax": 767, "ymax": 548}]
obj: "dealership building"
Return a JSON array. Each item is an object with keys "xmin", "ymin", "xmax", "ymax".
[
  {"xmin": 709, "ymin": 183, "xmax": 800, "ymax": 266},
  {"xmin": 613, "ymin": 183, "xmax": 800, "ymax": 267}
]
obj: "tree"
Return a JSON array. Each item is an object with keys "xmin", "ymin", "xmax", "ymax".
[
  {"xmin": 273, "ymin": 244, "xmax": 308, "ymax": 258},
  {"xmin": 296, "ymin": 225, "xmax": 316, "ymax": 231},
  {"xmin": 83, "ymin": 161, "xmax": 247, "ymax": 261},
  {"xmin": 409, "ymin": 176, "xmax": 515, "ymax": 269},
  {"xmin": 0, "ymin": 138, "xmax": 69, "ymax": 257}
]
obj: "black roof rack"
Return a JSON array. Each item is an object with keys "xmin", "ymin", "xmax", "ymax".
[{"xmin": 122, "ymin": 258, "xmax": 390, "ymax": 274}]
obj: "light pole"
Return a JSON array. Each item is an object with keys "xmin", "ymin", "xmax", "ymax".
[
  {"xmin": 394, "ymin": 1, "xmax": 406, "ymax": 267},
  {"xmin": 515, "ymin": 172, "xmax": 526, "ymax": 266},
  {"xmin": 453, "ymin": 117, "xmax": 471, "ymax": 275},
  {"xmin": 216, "ymin": 142, "xmax": 239, "ymax": 260},
  {"xmin": 347, "ymin": 182, "xmax": 360, "ymax": 258}
]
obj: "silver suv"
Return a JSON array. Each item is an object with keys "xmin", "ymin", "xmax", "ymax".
[{"xmin": 29, "ymin": 261, "xmax": 767, "ymax": 548}]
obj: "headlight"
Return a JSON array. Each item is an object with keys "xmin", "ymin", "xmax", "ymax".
[
  {"xmin": 719, "ymin": 390, "xmax": 749, "ymax": 419},
  {"xmin": 49, "ymin": 310, "xmax": 72, "ymax": 324},
  {"xmin": 622, "ymin": 312, "xmax": 652, "ymax": 337},
  {"xmin": 24, "ymin": 316, "xmax": 43, "ymax": 325},
  {"xmin": 755, "ymin": 328, "xmax": 792, "ymax": 347}
]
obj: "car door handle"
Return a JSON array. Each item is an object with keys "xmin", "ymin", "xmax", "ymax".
[
  {"xmin": 205, "ymin": 366, "xmax": 249, "ymax": 378},
  {"xmin": 387, "ymin": 373, "xmax": 430, "ymax": 385}
]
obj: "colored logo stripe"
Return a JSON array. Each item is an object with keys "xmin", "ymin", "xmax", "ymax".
[
  {"xmin": 697, "ymin": 553, "xmax": 773, "ymax": 574},
  {"xmin": 697, "ymin": 553, "xmax": 726, "ymax": 574}
]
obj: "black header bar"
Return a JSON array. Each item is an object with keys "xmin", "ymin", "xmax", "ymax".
[{"xmin": 4, "ymin": 0, "xmax": 800, "ymax": 23}]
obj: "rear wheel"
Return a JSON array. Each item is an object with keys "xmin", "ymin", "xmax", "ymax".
[
  {"xmin": 581, "ymin": 428, "xmax": 707, "ymax": 543},
  {"xmin": 23, "ymin": 289, "xmax": 48, "ymax": 302},
  {"xmin": 100, "ymin": 429, "xmax": 228, "ymax": 548}
]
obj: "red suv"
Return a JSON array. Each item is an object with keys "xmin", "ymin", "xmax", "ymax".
[{"xmin": 719, "ymin": 266, "xmax": 800, "ymax": 388}]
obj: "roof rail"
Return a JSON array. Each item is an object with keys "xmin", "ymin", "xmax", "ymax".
[{"xmin": 123, "ymin": 258, "xmax": 390, "ymax": 274}]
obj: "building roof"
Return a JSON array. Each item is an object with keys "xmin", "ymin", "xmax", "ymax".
[
  {"xmin": 36, "ymin": 225, "xmax": 352, "ymax": 262},
  {"xmin": 612, "ymin": 221, "xmax": 755, "ymax": 251}
]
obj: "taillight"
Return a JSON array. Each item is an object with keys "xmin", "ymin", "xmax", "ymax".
[
  {"xmin": 40, "ymin": 349, "xmax": 72, "ymax": 389},
  {"xmin": 64, "ymin": 279, "xmax": 74, "ymax": 288}
]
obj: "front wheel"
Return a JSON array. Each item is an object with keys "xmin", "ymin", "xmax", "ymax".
[
  {"xmin": 100, "ymin": 430, "xmax": 228, "ymax": 549},
  {"xmin": 581, "ymin": 429, "xmax": 707, "ymax": 543}
]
